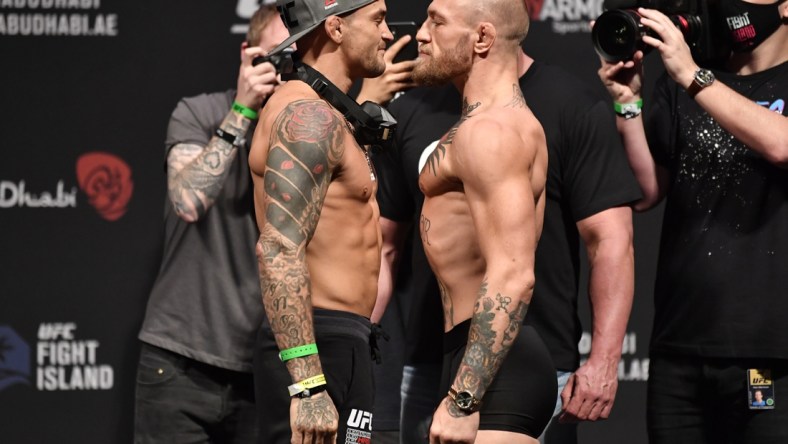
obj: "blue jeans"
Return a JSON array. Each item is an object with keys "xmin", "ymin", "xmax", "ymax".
[
  {"xmin": 539, "ymin": 371, "xmax": 577, "ymax": 444},
  {"xmin": 134, "ymin": 343, "xmax": 257, "ymax": 444}
]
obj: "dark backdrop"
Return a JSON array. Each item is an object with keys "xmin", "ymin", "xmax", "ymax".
[{"xmin": 0, "ymin": 0, "xmax": 663, "ymax": 442}]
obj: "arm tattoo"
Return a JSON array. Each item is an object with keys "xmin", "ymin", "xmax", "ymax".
[
  {"xmin": 258, "ymin": 100, "xmax": 345, "ymax": 382},
  {"xmin": 505, "ymin": 84, "xmax": 527, "ymax": 109},
  {"xmin": 453, "ymin": 278, "xmax": 530, "ymax": 399},
  {"xmin": 167, "ymin": 111, "xmax": 251, "ymax": 221},
  {"xmin": 425, "ymin": 98, "xmax": 481, "ymax": 176},
  {"xmin": 446, "ymin": 397, "xmax": 466, "ymax": 417}
]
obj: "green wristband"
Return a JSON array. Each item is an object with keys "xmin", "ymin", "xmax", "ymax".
[
  {"xmin": 279, "ymin": 343, "xmax": 318, "ymax": 362},
  {"xmin": 232, "ymin": 101, "xmax": 259, "ymax": 120},
  {"xmin": 613, "ymin": 99, "xmax": 643, "ymax": 119}
]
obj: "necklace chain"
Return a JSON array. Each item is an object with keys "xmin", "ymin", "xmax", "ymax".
[{"xmin": 363, "ymin": 148, "xmax": 375, "ymax": 181}]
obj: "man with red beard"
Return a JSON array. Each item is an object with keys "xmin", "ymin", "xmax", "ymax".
[
  {"xmin": 248, "ymin": 0, "xmax": 393, "ymax": 442},
  {"xmin": 412, "ymin": 0, "xmax": 556, "ymax": 442}
]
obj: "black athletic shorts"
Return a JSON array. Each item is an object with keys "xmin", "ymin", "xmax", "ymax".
[
  {"xmin": 254, "ymin": 308, "xmax": 375, "ymax": 444},
  {"xmin": 441, "ymin": 320, "xmax": 557, "ymax": 438}
]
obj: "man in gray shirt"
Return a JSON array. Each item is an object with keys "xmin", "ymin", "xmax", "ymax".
[{"xmin": 134, "ymin": 5, "xmax": 288, "ymax": 442}]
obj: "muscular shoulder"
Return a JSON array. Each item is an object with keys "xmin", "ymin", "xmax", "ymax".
[
  {"xmin": 455, "ymin": 111, "xmax": 543, "ymax": 161},
  {"xmin": 261, "ymin": 85, "xmax": 346, "ymax": 143}
]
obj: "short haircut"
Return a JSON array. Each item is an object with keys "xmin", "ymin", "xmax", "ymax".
[{"xmin": 246, "ymin": 4, "xmax": 280, "ymax": 47}]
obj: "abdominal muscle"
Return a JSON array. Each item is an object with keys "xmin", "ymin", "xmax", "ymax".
[
  {"xmin": 421, "ymin": 192, "xmax": 486, "ymax": 331},
  {"xmin": 304, "ymin": 184, "xmax": 381, "ymax": 318}
]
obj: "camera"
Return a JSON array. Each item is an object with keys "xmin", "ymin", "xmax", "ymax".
[
  {"xmin": 592, "ymin": 0, "xmax": 728, "ymax": 64},
  {"xmin": 252, "ymin": 47, "xmax": 295, "ymax": 74}
]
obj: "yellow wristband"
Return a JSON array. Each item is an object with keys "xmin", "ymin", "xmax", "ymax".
[{"xmin": 287, "ymin": 374, "xmax": 326, "ymax": 396}]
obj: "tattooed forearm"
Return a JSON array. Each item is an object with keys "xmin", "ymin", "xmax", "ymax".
[
  {"xmin": 258, "ymin": 100, "xmax": 345, "ymax": 382},
  {"xmin": 445, "ymin": 397, "xmax": 466, "ymax": 418},
  {"xmin": 453, "ymin": 278, "xmax": 529, "ymax": 398},
  {"xmin": 167, "ymin": 111, "xmax": 251, "ymax": 221}
]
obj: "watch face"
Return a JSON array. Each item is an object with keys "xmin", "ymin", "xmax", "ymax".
[
  {"xmin": 456, "ymin": 391, "xmax": 474, "ymax": 409},
  {"xmin": 697, "ymin": 69, "xmax": 714, "ymax": 86}
]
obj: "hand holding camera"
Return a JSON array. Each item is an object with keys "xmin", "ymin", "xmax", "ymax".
[
  {"xmin": 594, "ymin": 7, "xmax": 701, "ymax": 98},
  {"xmin": 591, "ymin": 0, "xmax": 728, "ymax": 64},
  {"xmin": 235, "ymin": 45, "xmax": 284, "ymax": 113}
]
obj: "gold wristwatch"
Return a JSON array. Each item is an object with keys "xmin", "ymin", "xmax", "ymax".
[{"xmin": 448, "ymin": 386, "xmax": 482, "ymax": 414}]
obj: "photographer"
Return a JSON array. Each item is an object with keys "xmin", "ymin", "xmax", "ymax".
[
  {"xmin": 596, "ymin": 0, "xmax": 788, "ymax": 442},
  {"xmin": 134, "ymin": 5, "xmax": 288, "ymax": 442}
]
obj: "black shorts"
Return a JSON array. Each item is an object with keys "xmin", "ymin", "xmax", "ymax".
[
  {"xmin": 254, "ymin": 308, "xmax": 375, "ymax": 444},
  {"xmin": 441, "ymin": 320, "xmax": 556, "ymax": 438}
]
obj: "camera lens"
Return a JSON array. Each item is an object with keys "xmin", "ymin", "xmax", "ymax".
[
  {"xmin": 669, "ymin": 14, "xmax": 701, "ymax": 44},
  {"xmin": 592, "ymin": 9, "xmax": 647, "ymax": 62}
]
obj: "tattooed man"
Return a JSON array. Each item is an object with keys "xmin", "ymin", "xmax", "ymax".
[
  {"xmin": 135, "ymin": 6, "xmax": 288, "ymax": 443},
  {"xmin": 412, "ymin": 0, "xmax": 556, "ymax": 442},
  {"xmin": 248, "ymin": 0, "xmax": 393, "ymax": 443}
]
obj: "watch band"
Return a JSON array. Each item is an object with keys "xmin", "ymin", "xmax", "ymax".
[
  {"xmin": 686, "ymin": 68, "xmax": 715, "ymax": 99},
  {"xmin": 214, "ymin": 127, "xmax": 245, "ymax": 148}
]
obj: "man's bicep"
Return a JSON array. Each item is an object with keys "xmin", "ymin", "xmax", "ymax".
[
  {"xmin": 461, "ymin": 131, "xmax": 538, "ymax": 263},
  {"xmin": 262, "ymin": 100, "xmax": 345, "ymax": 246}
]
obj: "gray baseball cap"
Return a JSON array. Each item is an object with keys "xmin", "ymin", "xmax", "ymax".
[{"xmin": 269, "ymin": 0, "xmax": 377, "ymax": 55}]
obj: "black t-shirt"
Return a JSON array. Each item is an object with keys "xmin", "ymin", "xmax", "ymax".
[
  {"xmin": 374, "ymin": 60, "xmax": 641, "ymax": 373},
  {"xmin": 646, "ymin": 61, "xmax": 788, "ymax": 359}
]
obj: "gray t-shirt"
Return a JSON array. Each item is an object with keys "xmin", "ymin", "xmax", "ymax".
[{"xmin": 139, "ymin": 90, "xmax": 262, "ymax": 372}]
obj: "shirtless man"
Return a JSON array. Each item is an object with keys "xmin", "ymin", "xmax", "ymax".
[
  {"xmin": 412, "ymin": 0, "xmax": 556, "ymax": 442},
  {"xmin": 247, "ymin": 0, "xmax": 392, "ymax": 442}
]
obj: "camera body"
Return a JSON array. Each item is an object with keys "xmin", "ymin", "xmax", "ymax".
[
  {"xmin": 592, "ymin": 0, "xmax": 729, "ymax": 64},
  {"xmin": 251, "ymin": 47, "xmax": 295, "ymax": 74}
]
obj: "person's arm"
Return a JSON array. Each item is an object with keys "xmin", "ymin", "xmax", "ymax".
[
  {"xmin": 560, "ymin": 206, "xmax": 635, "ymax": 422},
  {"xmin": 430, "ymin": 118, "xmax": 544, "ymax": 443},
  {"xmin": 167, "ymin": 45, "xmax": 278, "ymax": 222},
  {"xmin": 256, "ymin": 99, "xmax": 345, "ymax": 442},
  {"xmin": 597, "ymin": 47, "xmax": 670, "ymax": 211},
  {"xmin": 356, "ymin": 35, "xmax": 417, "ymax": 105},
  {"xmin": 637, "ymin": 8, "xmax": 788, "ymax": 167},
  {"xmin": 371, "ymin": 217, "xmax": 411, "ymax": 323}
]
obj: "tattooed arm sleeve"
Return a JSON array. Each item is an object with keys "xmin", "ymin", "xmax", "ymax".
[
  {"xmin": 166, "ymin": 110, "xmax": 252, "ymax": 222},
  {"xmin": 449, "ymin": 117, "xmax": 544, "ymax": 414},
  {"xmin": 257, "ymin": 100, "xmax": 345, "ymax": 382}
]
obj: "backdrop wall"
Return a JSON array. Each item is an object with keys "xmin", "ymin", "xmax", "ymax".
[{"xmin": 0, "ymin": 0, "xmax": 663, "ymax": 442}]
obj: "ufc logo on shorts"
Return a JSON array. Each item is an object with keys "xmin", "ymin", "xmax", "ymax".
[{"xmin": 347, "ymin": 409, "xmax": 372, "ymax": 431}]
